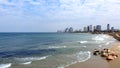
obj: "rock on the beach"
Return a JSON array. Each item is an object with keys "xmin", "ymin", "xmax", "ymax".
[{"xmin": 106, "ymin": 55, "xmax": 114, "ymax": 60}]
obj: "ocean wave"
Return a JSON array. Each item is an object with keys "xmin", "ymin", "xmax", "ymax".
[
  {"xmin": 92, "ymin": 35, "xmax": 111, "ymax": 41},
  {"xmin": 15, "ymin": 56, "xmax": 49, "ymax": 62},
  {"xmin": 48, "ymin": 46, "xmax": 66, "ymax": 49},
  {"xmin": 78, "ymin": 41, "xmax": 88, "ymax": 44},
  {"xmin": 105, "ymin": 42, "xmax": 110, "ymax": 45},
  {"xmin": 21, "ymin": 61, "xmax": 32, "ymax": 65},
  {"xmin": 0, "ymin": 63, "xmax": 12, "ymax": 68},
  {"xmin": 77, "ymin": 51, "xmax": 91, "ymax": 62},
  {"xmin": 99, "ymin": 45, "xmax": 102, "ymax": 47},
  {"xmin": 92, "ymin": 36, "xmax": 104, "ymax": 41},
  {"xmin": 58, "ymin": 51, "xmax": 91, "ymax": 68}
]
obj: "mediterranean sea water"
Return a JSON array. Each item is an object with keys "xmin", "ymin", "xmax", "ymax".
[{"xmin": 0, "ymin": 33, "xmax": 116, "ymax": 68}]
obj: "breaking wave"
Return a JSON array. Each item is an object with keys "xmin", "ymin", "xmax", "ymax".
[
  {"xmin": 15, "ymin": 56, "xmax": 49, "ymax": 62},
  {"xmin": 92, "ymin": 36, "xmax": 104, "ymax": 41},
  {"xmin": 21, "ymin": 61, "xmax": 32, "ymax": 65},
  {"xmin": 76, "ymin": 51, "xmax": 91, "ymax": 62},
  {"xmin": 92, "ymin": 35, "xmax": 112, "ymax": 41},
  {"xmin": 58, "ymin": 51, "xmax": 91, "ymax": 68},
  {"xmin": 0, "ymin": 63, "xmax": 12, "ymax": 68},
  {"xmin": 48, "ymin": 46, "xmax": 66, "ymax": 49},
  {"xmin": 78, "ymin": 41, "xmax": 88, "ymax": 44}
]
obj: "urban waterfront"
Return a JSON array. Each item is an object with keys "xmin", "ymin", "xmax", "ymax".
[{"xmin": 58, "ymin": 24, "xmax": 119, "ymax": 33}]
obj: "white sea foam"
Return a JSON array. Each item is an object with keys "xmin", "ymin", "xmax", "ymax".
[
  {"xmin": 78, "ymin": 41, "xmax": 88, "ymax": 44},
  {"xmin": 68, "ymin": 51, "xmax": 91, "ymax": 67},
  {"xmin": 21, "ymin": 61, "xmax": 32, "ymax": 65},
  {"xmin": 15, "ymin": 56, "xmax": 49, "ymax": 62},
  {"xmin": 105, "ymin": 42, "xmax": 110, "ymax": 45},
  {"xmin": 99, "ymin": 45, "xmax": 102, "ymax": 47},
  {"xmin": 92, "ymin": 36, "xmax": 104, "ymax": 41},
  {"xmin": 77, "ymin": 51, "xmax": 91, "ymax": 62},
  {"xmin": 0, "ymin": 63, "xmax": 12, "ymax": 68},
  {"xmin": 92, "ymin": 35, "xmax": 111, "ymax": 41},
  {"xmin": 82, "ymin": 46, "xmax": 87, "ymax": 48},
  {"xmin": 58, "ymin": 66, "xmax": 64, "ymax": 68},
  {"xmin": 58, "ymin": 51, "xmax": 91, "ymax": 68},
  {"xmin": 48, "ymin": 46, "xmax": 66, "ymax": 49}
]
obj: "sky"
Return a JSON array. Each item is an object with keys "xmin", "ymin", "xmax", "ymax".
[{"xmin": 0, "ymin": 0, "xmax": 120, "ymax": 32}]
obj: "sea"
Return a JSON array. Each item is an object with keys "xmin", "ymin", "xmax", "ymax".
[{"xmin": 0, "ymin": 33, "xmax": 117, "ymax": 68}]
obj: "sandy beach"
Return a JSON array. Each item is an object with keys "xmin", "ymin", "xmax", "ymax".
[
  {"xmin": 66, "ymin": 56, "xmax": 109, "ymax": 68},
  {"xmin": 109, "ymin": 42, "xmax": 120, "ymax": 68},
  {"xmin": 66, "ymin": 41, "xmax": 120, "ymax": 68}
]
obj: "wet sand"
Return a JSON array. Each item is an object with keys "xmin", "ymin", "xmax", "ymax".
[
  {"xmin": 66, "ymin": 42, "xmax": 120, "ymax": 68},
  {"xmin": 66, "ymin": 54, "xmax": 109, "ymax": 68}
]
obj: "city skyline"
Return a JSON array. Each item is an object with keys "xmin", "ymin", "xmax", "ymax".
[
  {"xmin": 62, "ymin": 24, "xmax": 118, "ymax": 33},
  {"xmin": 0, "ymin": 0, "xmax": 120, "ymax": 32}
]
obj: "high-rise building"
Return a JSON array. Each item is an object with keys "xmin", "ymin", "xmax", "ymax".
[
  {"xmin": 89, "ymin": 25, "xmax": 94, "ymax": 32},
  {"xmin": 68, "ymin": 27, "xmax": 73, "ymax": 33},
  {"xmin": 87, "ymin": 26, "xmax": 90, "ymax": 32},
  {"xmin": 96, "ymin": 25, "xmax": 101, "ymax": 31},
  {"xmin": 93, "ymin": 26, "xmax": 96, "ymax": 32},
  {"xmin": 84, "ymin": 27, "xmax": 87, "ymax": 32},
  {"xmin": 111, "ymin": 27, "xmax": 114, "ymax": 32},
  {"xmin": 64, "ymin": 28, "xmax": 69, "ymax": 32},
  {"xmin": 107, "ymin": 24, "xmax": 110, "ymax": 31}
]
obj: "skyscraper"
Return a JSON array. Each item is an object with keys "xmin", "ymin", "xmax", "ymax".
[
  {"xmin": 96, "ymin": 25, "xmax": 101, "ymax": 31},
  {"xmin": 93, "ymin": 26, "xmax": 96, "ymax": 32},
  {"xmin": 87, "ymin": 26, "xmax": 90, "ymax": 32},
  {"xmin": 107, "ymin": 24, "xmax": 110, "ymax": 31},
  {"xmin": 89, "ymin": 25, "xmax": 93, "ymax": 32},
  {"xmin": 111, "ymin": 27, "xmax": 114, "ymax": 32},
  {"xmin": 68, "ymin": 27, "xmax": 73, "ymax": 33},
  {"xmin": 84, "ymin": 27, "xmax": 87, "ymax": 32},
  {"xmin": 64, "ymin": 28, "xmax": 69, "ymax": 32}
]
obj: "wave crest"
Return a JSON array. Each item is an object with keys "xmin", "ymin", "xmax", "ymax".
[
  {"xmin": 0, "ymin": 63, "xmax": 12, "ymax": 68},
  {"xmin": 48, "ymin": 46, "xmax": 66, "ymax": 49},
  {"xmin": 78, "ymin": 41, "xmax": 88, "ymax": 44},
  {"xmin": 77, "ymin": 51, "xmax": 91, "ymax": 62},
  {"xmin": 15, "ymin": 56, "xmax": 49, "ymax": 62},
  {"xmin": 21, "ymin": 61, "xmax": 32, "ymax": 65},
  {"xmin": 58, "ymin": 51, "xmax": 91, "ymax": 68}
]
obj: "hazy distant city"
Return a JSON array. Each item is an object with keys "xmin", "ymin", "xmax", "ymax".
[{"xmin": 58, "ymin": 24, "xmax": 119, "ymax": 33}]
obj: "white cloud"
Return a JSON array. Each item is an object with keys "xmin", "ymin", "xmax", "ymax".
[
  {"xmin": 0, "ymin": 0, "xmax": 120, "ymax": 22},
  {"xmin": 108, "ymin": 0, "xmax": 120, "ymax": 3},
  {"xmin": 0, "ymin": 0, "xmax": 120, "ymax": 32}
]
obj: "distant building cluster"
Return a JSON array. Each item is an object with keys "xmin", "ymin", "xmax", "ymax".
[
  {"xmin": 57, "ymin": 24, "xmax": 119, "ymax": 33},
  {"xmin": 83, "ymin": 24, "xmax": 117, "ymax": 33}
]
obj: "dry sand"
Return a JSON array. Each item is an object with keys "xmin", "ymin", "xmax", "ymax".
[{"xmin": 109, "ymin": 42, "xmax": 120, "ymax": 68}]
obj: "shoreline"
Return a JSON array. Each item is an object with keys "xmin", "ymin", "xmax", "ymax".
[
  {"xmin": 66, "ymin": 38, "xmax": 120, "ymax": 68},
  {"xmin": 66, "ymin": 54, "xmax": 109, "ymax": 68}
]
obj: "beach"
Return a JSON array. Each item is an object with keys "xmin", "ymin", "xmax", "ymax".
[
  {"xmin": 66, "ymin": 41, "xmax": 120, "ymax": 68},
  {"xmin": 109, "ymin": 42, "xmax": 120, "ymax": 68},
  {"xmin": 66, "ymin": 55, "xmax": 109, "ymax": 68},
  {"xmin": 0, "ymin": 33, "xmax": 117, "ymax": 68}
]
